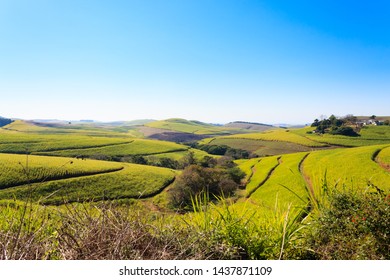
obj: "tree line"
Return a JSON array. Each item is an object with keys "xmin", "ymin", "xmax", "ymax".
[{"xmin": 0, "ymin": 117, "xmax": 12, "ymax": 127}]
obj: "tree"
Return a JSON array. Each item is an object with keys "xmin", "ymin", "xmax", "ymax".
[
  {"xmin": 311, "ymin": 119, "xmax": 320, "ymax": 127},
  {"xmin": 169, "ymin": 165, "xmax": 241, "ymax": 209},
  {"xmin": 0, "ymin": 117, "xmax": 12, "ymax": 127},
  {"xmin": 370, "ymin": 115, "xmax": 376, "ymax": 120},
  {"xmin": 179, "ymin": 151, "xmax": 197, "ymax": 168},
  {"xmin": 343, "ymin": 114, "xmax": 357, "ymax": 124},
  {"xmin": 329, "ymin": 126, "xmax": 359, "ymax": 137}
]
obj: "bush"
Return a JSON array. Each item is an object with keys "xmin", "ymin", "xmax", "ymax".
[
  {"xmin": 329, "ymin": 126, "xmax": 359, "ymax": 137},
  {"xmin": 169, "ymin": 165, "xmax": 241, "ymax": 209},
  {"xmin": 300, "ymin": 187, "xmax": 390, "ymax": 259}
]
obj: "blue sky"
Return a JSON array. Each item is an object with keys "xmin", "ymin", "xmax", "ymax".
[{"xmin": 1, "ymin": 0, "xmax": 389, "ymax": 124}]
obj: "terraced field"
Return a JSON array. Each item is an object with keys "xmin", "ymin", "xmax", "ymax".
[
  {"xmin": 376, "ymin": 146, "xmax": 390, "ymax": 170},
  {"xmin": 207, "ymin": 138, "xmax": 317, "ymax": 156},
  {"xmin": 249, "ymin": 153, "xmax": 309, "ymax": 210},
  {"xmin": 244, "ymin": 156, "xmax": 281, "ymax": 197},
  {"xmin": 37, "ymin": 139, "xmax": 189, "ymax": 158},
  {"xmin": 0, "ymin": 161, "xmax": 176, "ymax": 205},
  {"xmin": 302, "ymin": 145, "xmax": 390, "ymax": 194},
  {"xmin": 222, "ymin": 130, "xmax": 326, "ymax": 147},
  {"xmin": 0, "ymin": 153, "xmax": 123, "ymax": 189},
  {"xmin": 145, "ymin": 148, "xmax": 213, "ymax": 161},
  {"xmin": 0, "ymin": 137, "xmax": 133, "ymax": 154}
]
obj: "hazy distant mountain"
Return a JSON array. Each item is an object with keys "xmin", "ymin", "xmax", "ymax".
[{"xmin": 224, "ymin": 121, "xmax": 274, "ymax": 131}]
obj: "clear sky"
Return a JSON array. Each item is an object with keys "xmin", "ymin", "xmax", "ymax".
[{"xmin": 1, "ymin": 0, "xmax": 389, "ymax": 124}]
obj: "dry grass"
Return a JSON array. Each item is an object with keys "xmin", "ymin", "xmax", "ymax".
[{"xmin": 0, "ymin": 201, "xmax": 238, "ymax": 260}]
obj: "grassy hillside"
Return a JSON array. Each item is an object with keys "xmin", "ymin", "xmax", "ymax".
[
  {"xmin": 293, "ymin": 126, "xmax": 390, "ymax": 147},
  {"xmin": 37, "ymin": 139, "xmax": 188, "ymax": 158},
  {"xmin": 145, "ymin": 118, "xmax": 230, "ymax": 135},
  {"xmin": 224, "ymin": 121, "xmax": 274, "ymax": 132},
  {"xmin": 302, "ymin": 145, "xmax": 390, "ymax": 194},
  {"xmin": 0, "ymin": 119, "xmax": 389, "ymax": 260},
  {"xmin": 243, "ymin": 156, "xmax": 280, "ymax": 196},
  {"xmin": 0, "ymin": 163, "xmax": 176, "ymax": 204},
  {"xmin": 249, "ymin": 153, "xmax": 308, "ymax": 211},
  {"xmin": 0, "ymin": 153, "xmax": 122, "ymax": 190},
  {"xmin": 206, "ymin": 137, "xmax": 318, "ymax": 156},
  {"xmin": 377, "ymin": 146, "xmax": 390, "ymax": 170},
  {"xmin": 222, "ymin": 130, "xmax": 327, "ymax": 147}
]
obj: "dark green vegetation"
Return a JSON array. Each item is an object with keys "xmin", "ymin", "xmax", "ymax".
[
  {"xmin": 0, "ymin": 117, "xmax": 389, "ymax": 259},
  {"xmin": 0, "ymin": 117, "xmax": 12, "ymax": 127},
  {"xmin": 311, "ymin": 114, "xmax": 359, "ymax": 136}
]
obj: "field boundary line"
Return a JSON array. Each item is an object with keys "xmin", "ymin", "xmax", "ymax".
[
  {"xmin": 245, "ymin": 156, "xmax": 281, "ymax": 198},
  {"xmin": 219, "ymin": 136, "xmax": 324, "ymax": 148},
  {"xmin": 372, "ymin": 146, "xmax": 390, "ymax": 172},
  {"xmin": 245, "ymin": 158, "xmax": 262, "ymax": 186},
  {"xmin": 0, "ymin": 166, "xmax": 124, "ymax": 190},
  {"xmin": 35, "ymin": 141, "xmax": 135, "ymax": 153},
  {"xmin": 298, "ymin": 153, "xmax": 314, "ymax": 198}
]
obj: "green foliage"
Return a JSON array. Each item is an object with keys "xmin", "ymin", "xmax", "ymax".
[
  {"xmin": 0, "ymin": 117, "xmax": 12, "ymax": 127},
  {"xmin": 329, "ymin": 126, "xmax": 359, "ymax": 137},
  {"xmin": 300, "ymin": 187, "xmax": 390, "ymax": 259},
  {"xmin": 169, "ymin": 165, "xmax": 242, "ymax": 209},
  {"xmin": 197, "ymin": 143, "xmax": 250, "ymax": 159}
]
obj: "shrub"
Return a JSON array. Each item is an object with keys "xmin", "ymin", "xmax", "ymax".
[
  {"xmin": 329, "ymin": 126, "xmax": 359, "ymax": 137},
  {"xmin": 300, "ymin": 187, "xmax": 390, "ymax": 259},
  {"xmin": 169, "ymin": 165, "xmax": 241, "ymax": 209}
]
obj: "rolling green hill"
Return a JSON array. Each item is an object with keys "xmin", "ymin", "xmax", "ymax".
[
  {"xmin": 1, "ymin": 118, "xmax": 390, "ymax": 260},
  {"xmin": 145, "ymin": 118, "xmax": 233, "ymax": 135}
]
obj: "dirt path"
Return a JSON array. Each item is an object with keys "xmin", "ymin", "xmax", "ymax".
[
  {"xmin": 245, "ymin": 156, "xmax": 281, "ymax": 198},
  {"xmin": 245, "ymin": 159, "xmax": 262, "ymax": 186},
  {"xmin": 298, "ymin": 153, "xmax": 314, "ymax": 199}
]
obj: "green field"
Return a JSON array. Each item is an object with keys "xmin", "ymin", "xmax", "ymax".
[
  {"xmin": 0, "ymin": 153, "xmax": 123, "ymax": 189},
  {"xmin": 249, "ymin": 153, "xmax": 309, "ymax": 211},
  {"xmin": 145, "ymin": 118, "xmax": 231, "ymax": 135},
  {"xmin": 1, "ymin": 119, "xmax": 390, "ymax": 260},
  {"xmin": 377, "ymin": 146, "xmax": 390, "ymax": 169},
  {"xmin": 37, "ymin": 139, "xmax": 188, "ymax": 157},
  {"xmin": 207, "ymin": 137, "xmax": 320, "ymax": 156},
  {"xmin": 0, "ymin": 137, "xmax": 133, "ymax": 154},
  {"xmin": 292, "ymin": 126, "xmax": 390, "ymax": 147},
  {"xmin": 243, "ymin": 156, "xmax": 280, "ymax": 196},
  {"xmin": 0, "ymin": 162, "xmax": 176, "ymax": 204},
  {"xmin": 302, "ymin": 145, "xmax": 390, "ymax": 194},
  {"xmin": 222, "ymin": 130, "xmax": 327, "ymax": 147}
]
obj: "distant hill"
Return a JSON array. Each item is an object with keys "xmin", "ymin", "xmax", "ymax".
[
  {"xmin": 224, "ymin": 121, "xmax": 274, "ymax": 132},
  {"xmin": 356, "ymin": 116, "xmax": 390, "ymax": 122},
  {"xmin": 145, "ymin": 118, "xmax": 228, "ymax": 135},
  {"xmin": 103, "ymin": 119, "xmax": 156, "ymax": 126}
]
